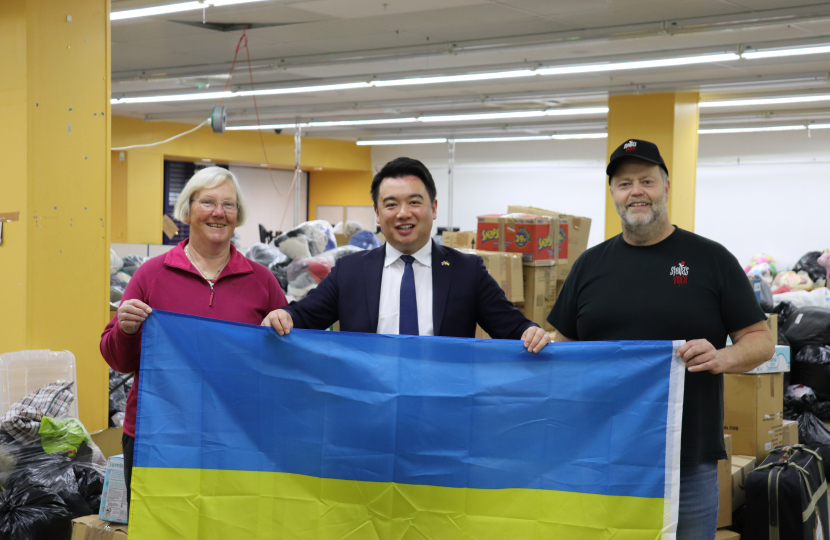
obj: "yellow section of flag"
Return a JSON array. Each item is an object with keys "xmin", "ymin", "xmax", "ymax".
[{"xmin": 130, "ymin": 467, "xmax": 664, "ymax": 540}]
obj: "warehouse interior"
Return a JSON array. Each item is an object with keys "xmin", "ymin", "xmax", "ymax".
[{"xmin": 2, "ymin": 0, "xmax": 830, "ymax": 537}]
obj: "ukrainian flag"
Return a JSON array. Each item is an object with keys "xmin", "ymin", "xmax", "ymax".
[{"xmin": 130, "ymin": 310, "xmax": 684, "ymax": 540}]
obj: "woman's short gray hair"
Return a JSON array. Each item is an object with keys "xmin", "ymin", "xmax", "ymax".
[{"xmin": 173, "ymin": 167, "xmax": 247, "ymax": 226}]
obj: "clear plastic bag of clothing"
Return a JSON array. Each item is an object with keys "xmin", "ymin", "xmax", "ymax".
[
  {"xmin": 244, "ymin": 243, "xmax": 286, "ymax": 267},
  {"xmin": 119, "ymin": 255, "xmax": 148, "ymax": 277},
  {"xmin": 318, "ymin": 245, "xmax": 363, "ymax": 267}
]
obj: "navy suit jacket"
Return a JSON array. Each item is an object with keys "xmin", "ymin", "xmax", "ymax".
[{"xmin": 284, "ymin": 241, "xmax": 536, "ymax": 339}]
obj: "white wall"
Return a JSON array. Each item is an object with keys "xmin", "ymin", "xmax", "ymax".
[
  {"xmin": 230, "ymin": 165, "xmax": 308, "ymax": 250},
  {"xmin": 372, "ymin": 139, "xmax": 608, "ymax": 249},
  {"xmin": 695, "ymin": 129, "xmax": 830, "ymax": 268},
  {"xmin": 371, "ymin": 130, "xmax": 830, "ymax": 268}
]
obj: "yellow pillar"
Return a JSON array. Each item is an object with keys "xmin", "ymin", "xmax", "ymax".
[
  {"xmin": 605, "ymin": 92, "xmax": 699, "ymax": 239},
  {"xmin": 0, "ymin": 0, "xmax": 110, "ymax": 431}
]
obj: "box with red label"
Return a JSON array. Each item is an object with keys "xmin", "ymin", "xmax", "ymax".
[
  {"xmin": 476, "ymin": 214, "xmax": 557, "ymax": 264},
  {"xmin": 507, "ymin": 206, "xmax": 592, "ymax": 279}
]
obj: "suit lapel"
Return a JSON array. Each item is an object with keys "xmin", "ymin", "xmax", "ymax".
[
  {"xmin": 365, "ymin": 244, "xmax": 385, "ymax": 332},
  {"xmin": 432, "ymin": 241, "xmax": 453, "ymax": 336}
]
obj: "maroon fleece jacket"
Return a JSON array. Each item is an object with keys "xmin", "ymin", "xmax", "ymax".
[{"xmin": 100, "ymin": 240, "xmax": 287, "ymax": 437}]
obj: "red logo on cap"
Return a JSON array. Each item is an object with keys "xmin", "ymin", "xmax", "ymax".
[{"xmin": 623, "ymin": 140, "xmax": 637, "ymax": 152}]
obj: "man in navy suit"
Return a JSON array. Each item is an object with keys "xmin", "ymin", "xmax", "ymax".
[{"xmin": 263, "ymin": 157, "xmax": 550, "ymax": 352}]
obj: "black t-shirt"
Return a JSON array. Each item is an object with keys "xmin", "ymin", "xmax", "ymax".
[{"xmin": 548, "ymin": 227, "xmax": 765, "ymax": 465}]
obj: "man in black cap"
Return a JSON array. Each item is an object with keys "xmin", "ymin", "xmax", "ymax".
[{"xmin": 548, "ymin": 139, "xmax": 774, "ymax": 539}]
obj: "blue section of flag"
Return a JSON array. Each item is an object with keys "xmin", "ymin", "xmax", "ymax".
[{"xmin": 136, "ymin": 310, "xmax": 676, "ymax": 498}]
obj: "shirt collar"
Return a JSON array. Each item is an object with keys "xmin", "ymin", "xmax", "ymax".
[{"xmin": 384, "ymin": 240, "xmax": 433, "ymax": 268}]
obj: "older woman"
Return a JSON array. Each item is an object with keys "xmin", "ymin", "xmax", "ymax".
[{"xmin": 100, "ymin": 166, "xmax": 287, "ymax": 501}]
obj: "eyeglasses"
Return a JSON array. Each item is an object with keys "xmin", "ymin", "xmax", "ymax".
[{"xmin": 194, "ymin": 198, "xmax": 238, "ymax": 214}]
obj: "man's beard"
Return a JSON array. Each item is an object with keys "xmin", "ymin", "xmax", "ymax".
[{"xmin": 616, "ymin": 196, "xmax": 668, "ymax": 243}]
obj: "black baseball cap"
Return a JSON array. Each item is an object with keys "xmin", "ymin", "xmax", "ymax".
[{"xmin": 606, "ymin": 139, "xmax": 668, "ymax": 183}]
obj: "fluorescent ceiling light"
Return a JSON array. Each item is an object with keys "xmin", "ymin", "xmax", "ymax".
[
  {"xmin": 372, "ymin": 70, "xmax": 536, "ymax": 87},
  {"xmin": 113, "ymin": 91, "xmax": 232, "ymax": 104},
  {"xmin": 453, "ymin": 136, "xmax": 552, "ymax": 143},
  {"xmin": 355, "ymin": 125, "xmax": 822, "ymax": 145},
  {"xmin": 356, "ymin": 139, "xmax": 447, "ymax": 146},
  {"xmin": 552, "ymin": 133, "xmax": 608, "ymax": 139},
  {"xmin": 743, "ymin": 44, "xmax": 830, "ymax": 59},
  {"xmin": 421, "ymin": 111, "xmax": 546, "ymax": 122},
  {"xmin": 697, "ymin": 125, "xmax": 805, "ymax": 134},
  {"xmin": 537, "ymin": 53, "xmax": 739, "ymax": 76},
  {"xmin": 111, "ymin": 0, "xmax": 266, "ymax": 20},
  {"xmin": 357, "ymin": 133, "xmax": 608, "ymax": 145},
  {"xmin": 236, "ymin": 82, "xmax": 372, "ymax": 96},
  {"xmin": 111, "ymin": 53, "xmax": 739, "ymax": 104},
  {"xmin": 700, "ymin": 95, "xmax": 830, "ymax": 107},
  {"xmin": 226, "ymin": 108, "xmax": 605, "ymax": 130}
]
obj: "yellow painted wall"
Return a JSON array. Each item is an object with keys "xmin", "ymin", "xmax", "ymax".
[
  {"xmin": 112, "ymin": 117, "xmax": 372, "ymax": 243},
  {"xmin": 125, "ymin": 152, "xmax": 164, "ymax": 244},
  {"xmin": 0, "ymin": 0, "xmax": 30, "ymax": 354},
  {"xmin": 111, "ymin": 152, "xmax": 127, "ymax": 242},
  {"xmin": 308, "ymin": 170, "xmax": 375, "ymax": 221},
  {"xmin": 605, "ymin": 92, "xmax": 699, "ymax": 239},
  {"xmin": 0, "ymin": 0, "xmax": 111, "ymax": 431}
]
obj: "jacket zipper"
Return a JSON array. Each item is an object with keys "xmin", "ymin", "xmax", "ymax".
[{"xmin": 208, "ymin": 280, "xmax": 215, "ymax": 306}]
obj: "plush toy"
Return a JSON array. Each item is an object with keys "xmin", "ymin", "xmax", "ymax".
[
  {"xmin": 745, "ymin": 253, "xmax": 777, "ymax": 284},
  {"xmin": 777, "ymin": 270, "xmax": 814, "ymax": 291}
]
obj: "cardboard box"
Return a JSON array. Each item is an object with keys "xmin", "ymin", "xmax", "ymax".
[
  {"xmin": 458, "ymin": 249, "xmax": 524, "ymax": 303},
  {"xmin": 507, "ymin": 205, "xmax": 591, "ymax": 277},
  {"xmin": 90, "ymin": 427, "xmax": 123, "ymax": 460},
  {"xmin": 715, "ymin": 530, "xmax": 741, "ymax": 540},
  {"xmin": 717, "ymin": 434, "xmax": 733, "ymax": 528},
  {"xmin": 745, "ymin": 345, "xmax": 790, "ymax": 374},
  {"xmin": 724, "ymin": 373, "xmax": 783, "ymax": 464},
  {"xmin": 731, "ymin": 455, "xmax": 756, "ymax": 512},
  {"xmin": 99, "ymin": 455, "xmax": 128, "ymax": 523},
  {"xmin": 782, "ymin": 419, "xmax": 799, "ymax": 446},
  {"xmin": 516, "ymin": 264, "xmax": 558, "ymax": 330},
  {"xmin": 766, "ymin": 314, "xmax": 778, "ymax": 346},
  {"xmin": 476, "ymin": 214, "xmax": 558, "ymax": 264},
  {"xmin": 442, "ymin": 231, "xmax": 475, "ymax": 249},
  {"xmin": 72, "ymin": 515, "xmax": 128, "ymax": 540}
]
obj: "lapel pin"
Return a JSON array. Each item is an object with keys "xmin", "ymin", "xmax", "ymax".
[{"xmin": 442, "ymin": 261, "xmax": 450, "ymax": 266}]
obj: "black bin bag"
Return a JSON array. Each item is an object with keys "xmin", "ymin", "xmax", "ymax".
[
  {"xmin": 793, "ymin": 251, "xmax": 826, "ymax": 284},
  {"xmin": 791, "ymin": 345, "xmax": 830, "ymax": 398},
  {"xmin": 0, "ymin": 486, "xmax": 71, "ymax": 540},
  {"xmin": 783, "ymin": 306, "xmax": 830, "ymax": 357}
]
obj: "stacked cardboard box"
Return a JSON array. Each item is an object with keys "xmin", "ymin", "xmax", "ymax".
[
  {"xmin": 717, "ymin": 434, "xmax": 733, "ymax": 528},
  {"xmin": 766, "ymin": 314, "xmax": 778, "ymax": 345},
  {"xmin": 516, "ymin": 263, "xmax": 558, "ymax": 331},
  {"xmin": 442, "ymin": 231, "xmax": 476, "ymax": 249},
  {"xmin": 458, "ymin": 249, "xmax": 524, "ymax": 303},
  {"xmin": 731, "ymin": 455, "xmax": 756, "ymax": 512},
  {"xmin": 723, "ymin": 373, "xmax": 784, "ymax": 464},
  {"xmin": 506, "ymin": 205, "xmax": 592, "ymax": 279},
  {"xmin": 782, "ymin": 419, "xmax": 799, "ymax": 445},
  {"xmin": 476, "ymin": 213, "xmax": 559, "ymax": 265},
  {"xmin": 72, "ymin": 516, "xmax": 128, "ymax": 540}
]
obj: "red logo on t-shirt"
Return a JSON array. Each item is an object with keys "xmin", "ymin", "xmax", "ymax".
[{"xmin": 670, "ymin": 261, "xmax": 689, "ymax": 286}]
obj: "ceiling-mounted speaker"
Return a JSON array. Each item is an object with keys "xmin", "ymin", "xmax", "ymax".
[{"xmin": 211, "ymin": 106, "xmax": 226, "ymax": 133}]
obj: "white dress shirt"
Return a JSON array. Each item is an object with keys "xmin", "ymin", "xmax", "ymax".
[{"xmin": 377, "ymin": 242, "xmax": 434, "ymax": 336}]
